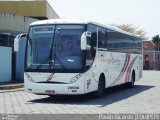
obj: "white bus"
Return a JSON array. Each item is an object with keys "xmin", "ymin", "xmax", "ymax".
[{"xmin": 15, "ymin": 19, "xmax": 143, "ymax": 97}]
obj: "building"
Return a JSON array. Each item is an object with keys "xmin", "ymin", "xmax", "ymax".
[
  {"xmin": 0, "ymin": 0, "xmax": 59, "ymax": 35},
  {"xmin": 143, "ymin": 40, "xmax": 160, "ymax": 70},
  {"xmin": 0, "ymin": 0, "xmax": 59, "ymax": 82}
]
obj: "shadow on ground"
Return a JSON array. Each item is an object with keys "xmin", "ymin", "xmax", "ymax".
[{"xmin": 28, "ymin": 85, "xmax": 154, "ymax": 107}]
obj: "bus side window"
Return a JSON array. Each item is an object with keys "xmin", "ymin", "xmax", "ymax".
[
  {"xmin": 86, "ymin": 24, "xmax": 97, "ymax": 68},
  {"xmin": 98, "ymin": 27, "xmax": 107, "ymax": 49}
]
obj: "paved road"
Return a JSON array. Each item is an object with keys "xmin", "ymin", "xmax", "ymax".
[{"xmin": 0, "ymin": 71, "xmax": 160, "ymax": 114}]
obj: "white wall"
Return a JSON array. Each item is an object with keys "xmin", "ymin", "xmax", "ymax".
[
  {"xmin": 0, "ymin": 46, "xmax": 12, "ymax": 82},
  {"xmin": 16, "ymin": 37, "xmax": 26, "ymax": 81}
]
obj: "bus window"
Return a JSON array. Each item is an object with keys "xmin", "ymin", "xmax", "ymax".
[{"xmin": 86, "ymin": 24, "xmax": 97, "ymax": 68}]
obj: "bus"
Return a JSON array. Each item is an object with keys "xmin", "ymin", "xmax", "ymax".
[{"xmin": 14, "ymin": 19, "xmax": 143, "ymax": 97}]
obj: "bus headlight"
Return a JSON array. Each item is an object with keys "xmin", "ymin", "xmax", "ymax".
[
  {"xmin": 69, "ymin": 73, "xmax": 83, "ymax": 84},
  {"xmin": 25, "ymin": 73, "xmax": 34, "ymax": 82}
]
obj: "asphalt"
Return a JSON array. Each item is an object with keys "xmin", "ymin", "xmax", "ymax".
[{"xmin": 0, "ymin": 81, "xmax": 24, "ymax": 90}]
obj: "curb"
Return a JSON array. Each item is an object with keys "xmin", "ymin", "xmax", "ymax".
[
  {"xmin": 0, "ymin": 84, "xmax": 24, "ymax": 90},
  {"xmin": 0, "ymin": 88, "xmax": 24, "ymax": 93}
]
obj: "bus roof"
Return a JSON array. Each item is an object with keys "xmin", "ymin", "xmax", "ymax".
[{"xmin": 30, "ymin": 19, "xmax": 140, "ymax": 38}]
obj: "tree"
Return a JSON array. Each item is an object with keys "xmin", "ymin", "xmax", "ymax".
[
  {"xmin": 111, "ymin": 24, "xmax": 147, "ymax": 40},
  {"xmin": 152, "ymin": 35, "xmax": 160, "ymax": 50}
]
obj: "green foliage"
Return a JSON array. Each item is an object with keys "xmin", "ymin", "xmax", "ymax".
[
  {"xmin": 111, "ymin": 24, "xmax": 147, "ymax": 40},
  {"xmin": 152, "ymin": 35, "xmax": 160, "ymax": 50}
]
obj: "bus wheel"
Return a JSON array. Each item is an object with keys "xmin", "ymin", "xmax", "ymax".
[
  {"xmin": 93, "ymin": 75, "xmax": 105, "ymax": 98},
  {"xmin": 126, "ymin": 71, "xmax": 135, "ymax": 88}
]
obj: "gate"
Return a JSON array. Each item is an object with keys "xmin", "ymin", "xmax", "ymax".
[{"xmin": 143, "ymin": 50, "xmax": 160, "ymax": 70}]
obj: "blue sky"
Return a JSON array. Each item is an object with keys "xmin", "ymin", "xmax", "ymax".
[{"xmin": 48, "ymin": 0, "xmax": 160, "ymax": 39}]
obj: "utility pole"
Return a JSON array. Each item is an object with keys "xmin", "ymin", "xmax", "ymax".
[{"xmin": 158, "ymin": 38, "xmax": 159, "ymax": 51}]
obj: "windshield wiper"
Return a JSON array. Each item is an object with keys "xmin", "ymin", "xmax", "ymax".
[
  {"xmin": 49, "ymin": 26, "xmax": 66, "ymax": 69},
  {"xmin": 49, "ymin": 26, "xmax": 57, "ymax": 69}
]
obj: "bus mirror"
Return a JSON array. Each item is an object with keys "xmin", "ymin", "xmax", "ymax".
[
  {"xmin": 85, "ymin": 31, "xmax": 91, "ymax": 37},
  {"xmin": 81, "ymin": 32, "xmax": 91, "ymax": 50},
  {"xmin": 14, "ymin": 33, "xmax": 27, "ymax": 52}
]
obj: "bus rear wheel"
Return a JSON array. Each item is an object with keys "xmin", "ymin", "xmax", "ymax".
[{"xmin": 93, "ymin": 75, "xmax": 105, "ymax": 98}]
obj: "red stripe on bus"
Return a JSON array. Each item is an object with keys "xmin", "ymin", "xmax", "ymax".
[{"xmin": 111, "ymin": 53, "xmax": 130, "ymax": 86}]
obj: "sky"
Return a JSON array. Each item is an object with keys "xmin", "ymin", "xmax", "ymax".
[{"xmin": 47, "ymin": 0, "xmax": 160, "ymax": 39}]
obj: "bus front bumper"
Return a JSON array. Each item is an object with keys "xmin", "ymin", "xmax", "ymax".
[{"xmin": 25, "ymin": 80, "xmax": 85, "ymax": 95}]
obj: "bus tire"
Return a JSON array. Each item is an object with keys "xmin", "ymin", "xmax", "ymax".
[
  {"xmin": 93, "ymin": 75, "xmax": 105, "ymax": 98},
  {"xmin": 126, "ymin": 71, "xmax": 135, "ymax": 88}
]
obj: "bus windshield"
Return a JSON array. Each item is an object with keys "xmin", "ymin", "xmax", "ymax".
[{"xmin": 26, "ymin": 25, "xmax": 85, "ymax": 70}]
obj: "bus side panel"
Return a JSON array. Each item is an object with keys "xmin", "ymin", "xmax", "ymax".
[
  {"xmin": 84, "ymin": 51, "xmax": 128, "ymax": 93},
  {"xmin": 96, "ymin": 51, "xmax": 128, "ymax": 87}
]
